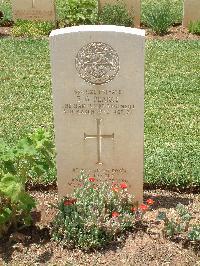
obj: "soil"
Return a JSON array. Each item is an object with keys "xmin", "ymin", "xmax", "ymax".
[
  {"xmin": 145, "ymin": 24, "xmax": 200, "ymax": 40},
  {"xmin": 0, "ymin": 26, "xmax": 11, "ymax": 37},
  {"xmin": 0, "ymin": 189, "xmax": 199, "ymax": 266},
  {"xmin": 0, "ymin": 24, "xmax": 200, "ymax": 40}
]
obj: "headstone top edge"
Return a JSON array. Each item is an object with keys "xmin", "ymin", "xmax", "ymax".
[{"xmin": 49, "ymin": 25, "xmax": 145, "ymax": 38}]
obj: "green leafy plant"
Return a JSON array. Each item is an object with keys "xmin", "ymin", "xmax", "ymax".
[
  {"xmin": 188, "ymin": 20, "xmax": 200, "ymax": 36},
  {"xmin": 0, "ymin": 0, "xmax": 13, "ymax": 26},
  {"xmin": 141, "ymin": 0, "xmax": 183, "ymax": 26},
  {"xmin": 188, "ymin": 225, "xmax": 200, "ymax": 241},
  {"xmin": 52, "ymin": 172, "xmax": 153, "ymax": 250},
  {"xmin": 142, "ymin": 1, "xmax": 174, "ymax": 35},
  {"xmin": 11, "ymin": 20, "xmax": 54, "ymax": 37},
  {"xmin": 56, "ymin": 0, "xmax": 98, "ymax": 26},
  {"xmin": 99, "ymin": 1, "xmax": 133, "ymax": 27},
  {"xmin": 0, "ymin": 128, "xmax": 55, "ymax": 237},
  {"xmin": 157, "ymin": 203, "xmax": 199, "ymax": 242}
]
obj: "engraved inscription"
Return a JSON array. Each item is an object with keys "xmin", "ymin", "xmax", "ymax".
[
  {"xmin": 75, "ymin": 42, "xmax": 119, "ymax": 85},
  {"xmin": 14, "ymin": 10, "xmax": 54, "ymax": 20},
  {"xmin": 12, "ymin": 0, "xmax": 55, "ymax": 21},
  {"xmin": 84, "ymin": 119, "xmax": 114, "ymax": 165},
  {"xmin": 72, "ymin": 168, "xmax": 127, "ymax": 178},
  {"xmin": 63, "ymin": 88, "xmax": 135, "ymax": 116},
  {"xmin": 71, "ymin": 168, "xmax": 129, "ymax": 186}
]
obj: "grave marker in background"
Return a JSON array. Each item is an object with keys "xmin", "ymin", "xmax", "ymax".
[
  {"xmin": 99, "ymin": 0, "xmax": 141, "ymax": 28},
  {"xmin": 183, "ymin": 0, "xmax": 200, "ymax": 27},
  {"xmin": 50, "ymin": 25, "xmax": 145, "ymax": 203},
  {"xmin": 12, "ymin": 0, "xmax": 56, "ymax": 22}
]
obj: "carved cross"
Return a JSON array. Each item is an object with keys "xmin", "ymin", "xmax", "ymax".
[
  {"xmin": 84, "ymin": 119, "xmax": 114, "ymax": 165},
  {"xmin": 32, "ymin": 0, "xmax": 36, "ymax": 8}
]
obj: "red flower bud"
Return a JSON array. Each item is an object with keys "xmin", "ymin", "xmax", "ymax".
[
  {"xmin": 63, "ymin": 198, "xmax": 77, "ymax": 206},
  {"xmin": 64, "ymin": 200, "xmax": 73, "ymax": 206},
  {"xmin": 146, "ymin": 198, "xmax": 154, "ymax": 205},
  {"xmin": 139, "ymin": 204, "xmax": 148, "ymax": 211},
  {"xmin": 112, "ymin": 211, "xmax": 120, "ymax": 218},
  {"xmin": 131, "ymin": 207, "xmax": 137, "ymax": 212},
  {"xmin": 120, "ymin": 183, "xmax": 128, "ymax": 189},
  {"xmin": 89, "ymin": 177, "xmax": 95, "ymax": 182}
]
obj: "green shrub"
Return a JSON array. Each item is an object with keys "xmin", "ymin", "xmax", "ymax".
[
  {"xmin": 141, "ymin": 0, "xmax": 183, "ymax": 26},
  {"xmin": 142, "ymin": 1, "xmax": 174, "ymax": 35},
  {"xmin": 11, "ymin": 20, "xmax": 54, "ymax": 37},
  {"xmin": 0, "ymin": 0, "xmax": 13, "ymax": 26},
  {"xmin": 56, "ymin": 0, "xmax": 98, "ymax": 26},
  {"xmin": 0, "ymin": 128, "xmax": 55, "ymax": 237},
  {"xmin": 99, "ymin": 1, "xmax": 133, "ymax": 27},
  {"xmin": 170, "ymin": 0, "xmax": 183, "ymax": 24},
  {"xmin": 157, "ymin": 203, "xmax": 200, "ymax": 242},
  {"xmin": 0, "ymin": 173, "xmax": 36, "ymax": 238},
  {"xmin": 188, "ymin": 20, "xmax": 200, "ymax": 35},
  {"xmin": 52, "ymin": 172, "xmax": 152, "ymax": 250}
]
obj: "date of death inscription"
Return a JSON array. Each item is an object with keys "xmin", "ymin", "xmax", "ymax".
[{"xmin": 63, "ymin": 88, "xmax": 135, "ymax": 116}]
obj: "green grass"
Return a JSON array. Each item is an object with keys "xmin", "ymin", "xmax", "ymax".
[
  {"xmin": 145, "ymin": 41, "xmax": 200, "ymax": 187},
  {"xmin": 0, "ymin": 39, "xmax": 199, "ymax": 188},
  {"xmin": 0, "ymin": 39, "xmax": 53, "ymax": 142}
]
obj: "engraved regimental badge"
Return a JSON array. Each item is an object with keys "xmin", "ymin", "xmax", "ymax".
[{"xmin": 75, "ymin": 42, "xmax": 119, "ymax": 85}]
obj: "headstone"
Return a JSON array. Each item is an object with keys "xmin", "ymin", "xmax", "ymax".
[
  {"xmin": 183, "ymin": 0, "xmax": 200, "ymax": 27},
  {"xmin": 11, "ymin": 0, "xmax": 56, "ymax": 22},
  {"xmin": 99, "ymin": 0, "xmax": 141, "ymax": 28},
  {"xmin": 50, "ymin": 25, "xmax": 145, "ymax": 203}
]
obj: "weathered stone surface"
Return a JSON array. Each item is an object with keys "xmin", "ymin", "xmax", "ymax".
[
  {"xmin": 12, "ymin": 0, "xmax": 56, "ymax": 21},
  {"xmin": 183, "ymin": 0, "xmax": 200, "ymax": 27},
  {"xmin": 50, "ymin": 25, "xmax": 145, "ymax": 203}
]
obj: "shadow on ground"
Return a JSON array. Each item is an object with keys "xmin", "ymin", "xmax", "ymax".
[
  {"xmin": 0, "ymin": 226, "xmax": 52, "ymax": 264},
  {"xmin": 144, "ymin": 192, "xmax": 193, "ymax": 209}
]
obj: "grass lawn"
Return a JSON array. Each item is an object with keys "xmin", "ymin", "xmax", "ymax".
[
  {"xmin": 0, "ymin": 38, "xmax": 199, "ymax": 188},
  {"xmin": 145, "ymin": 40, "xmax": 199, "ymax": 187},
  {"xmin": 0, "ymin": 39, "xmax": 53, "ymax": 141}
]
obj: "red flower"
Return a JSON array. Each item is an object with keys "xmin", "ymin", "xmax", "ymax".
[
  {"xmin": 120, "ymin": 183, "xmax": 128, "ymax": 189},
  {"xmin": 89, "ymin": 177, "xmax": 95, "ymax": 182},
  {"xmin": 146, "ymin": 198, "xmax": 154, "ymax": 205},
  {"xmin": 112, "ymin": 186, "xmax": 119, "ymax": 193},
  {"xmin": 131, "ymin": 207, "xmax": 137, "ymax": 212},
  {"xmin": 139, "ymin": 204, "xmax": 148, "ymax": 212},
  {"xmin": 64, "ymin": 200, "xmax": 73, "ymax": 206},
  {"xmin": 64, "ymin": 198, "xmax": 77, "ymax": 206},
  {"xmin": 112, "ymin": 211, "xmax": 120, "ymax": 218}
]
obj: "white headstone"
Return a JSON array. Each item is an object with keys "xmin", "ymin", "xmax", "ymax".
[
  {"xmin": 50, "ymin": 25, "xmax": 145, "ymax": 203},
  {"xmin": 183, "ymin": 0, "xmax": 200, "ymax": 27},
  {"xmin": 12, "ymin": 0, "xmax": 56, "ymax": 22}
]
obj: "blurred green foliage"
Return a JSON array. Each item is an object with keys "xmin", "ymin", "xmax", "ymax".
[
  {"xmin": 188, "ymin": 20, "xmax": 200, "ymax": 36},
  {"xmin": 99, "ymin": 1, "xmax": 133, "ymax": 27},
  {"xmin": 11, "ymin": 20, "xmax": 54, "ymax": 37}
]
